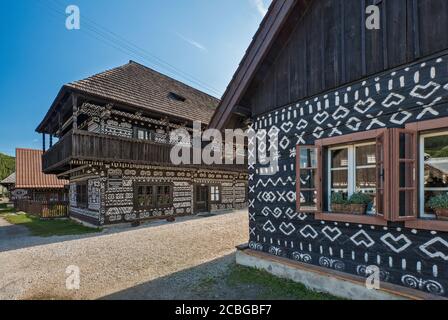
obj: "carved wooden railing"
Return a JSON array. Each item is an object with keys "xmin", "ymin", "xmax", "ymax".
[{"xmin": 42, "ymin": 130, "xmax": 248, "ymax": 173}]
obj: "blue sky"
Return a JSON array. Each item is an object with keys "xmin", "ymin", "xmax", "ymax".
[{"xmin": 0, "ymin": 0, "xmax": 271, "ymax": 156}]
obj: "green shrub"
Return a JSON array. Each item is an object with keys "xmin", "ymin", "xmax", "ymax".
[
  {"xmin": 349, "ymin": 192, "xmax": 372, "ymax": 205},
  {"xmin": 428, "ymin": 194, "xmax": 448, "ymax": 210},
  {"xmin": 331, "ymin": 192, "xmax": 349, "ymax": 205}
]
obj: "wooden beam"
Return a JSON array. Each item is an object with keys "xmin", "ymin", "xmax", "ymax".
[
  {"xmin": 233, "ymin": 105, "xmax": 252, "ymax": 117},
  {"xmin": 72, "ymin": 94, "xmax": 78, "ymax": 130}
]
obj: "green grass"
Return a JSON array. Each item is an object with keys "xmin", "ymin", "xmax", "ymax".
[
  {"xmin": 0, "ymin": 207, "xmax": 16, "ymax": 215},
  {"xmin": 3, "ymin": 212, "xmax": 101, "ymax": 237},
  {"xmin": 227, "ymin": 265, "xmax": 342, "ymax": 300}
]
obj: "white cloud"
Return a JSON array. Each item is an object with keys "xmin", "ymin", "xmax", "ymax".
[
  {"xmin": 176, "ymin": 33, "xmax": 208, "ymax": 52},
  {"xmin": 250, "ymin": 0, "xmax": 269, "ymax": 17}
]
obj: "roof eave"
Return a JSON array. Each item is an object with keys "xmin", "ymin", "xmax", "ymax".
[
  {"xmin": 35, "ymin": 85, "xmax": 70, "ymax": 134},
  {"xmin": 208, "ymin": 0, "xmax": 299, "ymax": 130}
]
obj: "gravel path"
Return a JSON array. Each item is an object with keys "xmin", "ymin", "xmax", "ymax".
[
  {"xmin": 0, "ymin": 210, "xmax": 248, "ymax": 300},
  {"xmin": 0, "ymin": 216, "xmax": 30, "ymax": 241}
]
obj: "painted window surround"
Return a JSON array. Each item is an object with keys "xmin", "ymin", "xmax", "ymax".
[
  {"xmin": 297, "ymin": 120, "xmax": 448, "ymax": 232},
  {"xmin": 133, "ymin": 183, "xmax": 174, "ymax": 210}
]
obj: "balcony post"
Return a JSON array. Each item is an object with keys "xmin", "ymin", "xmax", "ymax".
[
  {"xmin": 49, "ymin": 135, "xmax": 53, "ymax": 148},
  {"xmin": 42, "ymin": 133, "xmax": 46, "ymax": 152},
  {"xmin": 72, "ymin": 94, "xmax": 78, "ymax": 130}
]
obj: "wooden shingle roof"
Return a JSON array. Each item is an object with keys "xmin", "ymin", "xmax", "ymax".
[
  {"xmin": 66, "ymin": 61, "xmax": 220, "ymax": 124},
  {"xmin": 15, "ymin": 149, "xmax": 67, "ymax": 189},
  {"xmin": 0, "ymin": 172, "xmax": 15, "ymax": 185}
]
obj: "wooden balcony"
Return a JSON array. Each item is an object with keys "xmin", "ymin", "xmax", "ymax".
[
  {"xmin": 42, "ymin": 130, "xmax": 248, "ymax": 174},
  {"xmin": 42, "ymin": 130, "xmax": 174, "ymax": 174}
]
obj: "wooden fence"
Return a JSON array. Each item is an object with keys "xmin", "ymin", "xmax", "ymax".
[{"xmin": 16, "ymin": 200, "xmax": 69, "ymax": 219}]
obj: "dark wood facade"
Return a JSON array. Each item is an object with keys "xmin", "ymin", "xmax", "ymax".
[
  {"xmin": 243, "ymin": 0, "xmax": 448, "ymax": 116},
  {"xmin": 211, "ymin": 0, "xmax": 448, "ymax": 298}
]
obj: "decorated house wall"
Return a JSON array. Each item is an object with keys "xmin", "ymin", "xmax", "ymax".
[
  {"xmin": 248, "ymin": 53, "xmax": 448, "ymax": 297},
  {"xmin": 79, "ymin": 102, "xmax": 183, "ymax": 142},
  {"xmin": 68, "ymin": 162, "xmax": 247, "ymax": 226}
]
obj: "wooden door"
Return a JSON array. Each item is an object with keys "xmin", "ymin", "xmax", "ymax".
[{"xmin": 195, "ymin": 185, "xmax": 209, "ymax": 213}]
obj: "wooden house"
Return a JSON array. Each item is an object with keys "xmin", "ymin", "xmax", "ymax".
[
  {"xmin": 13, "ymin": 149, "xmax": 68, "ymax": 202},
  {"xmin": 0, "ymin": 172, "xmax": 15, "ymax": 194},
  {"xmin": 36, "ymin": 61, "xmax": 247, "ymax": 226},
  {"xmin": 210, "ymin": 0, "xmax": 448, "ymax": 298}
]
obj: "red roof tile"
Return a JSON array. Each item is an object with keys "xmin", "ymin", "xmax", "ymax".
[{"xmin": 15, "ymin": 149, "xmax": 68, "ymax": 189}]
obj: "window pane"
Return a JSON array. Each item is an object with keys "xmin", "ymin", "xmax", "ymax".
[
  {"xmin": 424, "ymin": 134, "xmax": 448, "ymax": 159},
  {"xmin": 399, "ymin": 190, "xmax": 415, "ymax": 217},
  {"xmin": 300, "ymin": 169, "xmax": 316, "ymax": 189},
  {"xmin": 300, "ymin": 148, "xmax": 317, "ymax": 168},
  {"xmin": 299, "ymin": 191, "xmax": 317, "ymax": 210},
  {"xmin": 399, "ymin": 162, "xmax": 415, "ymax": 188},
  {"xmin": 331, "ymin": 170, "xmax": 348, "ymax": 189},
  {"xmin": 399, "ymin": 133, "xmax": 414, "ymax": 159},
  {"xmin": 425, "ymin": 166, "xmax": 448, "ymax": 188},
  {"xmin": 331, "ymin": 149, "xmax": 348, "ymax": 168},
  {"xmin": 356, "ymin": 145, "xmax": 376, "ymax": 166},
  {"xmin": 424, "ymin": 134, "xmax": 448, "ymax": 188},
  {"xmin": 156, "ymin": 186, "xmax": 171, "ymax": 206},
  {"xmin": 424, "ymin": 190, "xmax": 448, "ymax": 216},
  {"xmin": 356, "ymin": 168, "xmax": 376, "ymax": 189}
]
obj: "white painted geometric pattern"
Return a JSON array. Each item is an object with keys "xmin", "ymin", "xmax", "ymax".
[
  {"xmin": 380, "ymin": 233, "xmax": 412, "ymax": 253},
  {"xmin": 420, "ymin": 237, "xmax": 448, "ymax": 261},
  {"xmin": 350, "ymin": 230, "xmax": 375, "ymax": 248}
]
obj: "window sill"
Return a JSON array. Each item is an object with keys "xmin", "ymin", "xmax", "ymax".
[
  {"xmin": 314, "ymin": 212, "xmax": 388, "ymax": 226},
  {"xmin": 405, "ymin": 219, "xmax": 448, "ymax": 232}
]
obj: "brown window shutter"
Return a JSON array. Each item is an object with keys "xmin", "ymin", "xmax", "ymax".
[
  {"xmin": 390, "ymin": 128, "xmax": 418, "ymax": 221},
  {"xmin": 316, "ymin": 145, "xmax": 323, "ymax": 212},
  {"xmin": 375, "ymin": 129, "xmax": 390, "ymax": 220},
  {"xmin": 296, "ymin": 145, "xmax": 321, "ymax": 213}
]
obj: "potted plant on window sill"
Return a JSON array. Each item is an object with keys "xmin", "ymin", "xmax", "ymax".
[
  {"xmin": 331, "ymin": 193, "xmax": 350, "ymax": 213},
  {"xmin": 348, "ymin": 192, "xmax": 372, "ymax": 215},
  {"xmin": 428, "ymin": 194, "xmax": 448, "ymax": 221}
]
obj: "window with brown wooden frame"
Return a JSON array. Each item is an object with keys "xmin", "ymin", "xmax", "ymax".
[
  {"xmin": 134, "ymin": 183, "xmax": 173, "ymax": 210},
  {"xmin": 134, "ymin": 184, "xmax": 155, "ymax": 210},
  {"xmin": 404, "ymin": 117, "xmax": 448, "ymax": 232},
  {"xmin": 296, "ymin": 145, "xmax": 321, "ymax": 212},
  {"xmin": 155, "ymin": 185, "xmax": 173, "ymax": 207},
  {"xmin": 306, "ymin": 129, "xmax": 390, "ymax": 226}
]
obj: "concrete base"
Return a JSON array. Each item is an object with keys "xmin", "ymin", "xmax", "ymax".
[{"xmin": 236, "ymin": 247, "xmax": 444, "ymax": 300}]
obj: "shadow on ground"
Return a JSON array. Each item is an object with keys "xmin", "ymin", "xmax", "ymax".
[
  {"xmin": 102, "ymin": 254, "xmax": 266, "ymax": 300},
  {"xmin": 102, "ymin": 254, "xmax": 339, "ymax": 300},
  {"xmin": 0, "ymin": 212, "xmax": 233, "ymax": 253}
]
